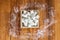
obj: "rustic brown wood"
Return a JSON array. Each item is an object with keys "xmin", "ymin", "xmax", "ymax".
[
  {"xmin": 0, "ymin": 0, "xmax": 60, "ymax": 40},
  {"xmin": 0, "ymin": 0, "xmax": 10, "ymax": 40}
]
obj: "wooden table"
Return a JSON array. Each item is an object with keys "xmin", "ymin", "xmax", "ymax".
[{"xmin": 0, "ymin": 0, "xmax": 60, "ymax": 40}]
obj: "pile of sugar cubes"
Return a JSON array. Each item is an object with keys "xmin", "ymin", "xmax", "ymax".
[{"xmin": 21, "ymin": 10, "xmax": 39, "ymax": 27}]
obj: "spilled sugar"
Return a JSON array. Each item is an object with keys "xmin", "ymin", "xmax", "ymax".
[{"xmin": 9, "ymin": 3, "xmax": 56, "ymax": 40}]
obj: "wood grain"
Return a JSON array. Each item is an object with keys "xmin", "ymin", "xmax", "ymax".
[{"xmin": 0, "ymin": 0, "xmax": 60, "ymax": 40}]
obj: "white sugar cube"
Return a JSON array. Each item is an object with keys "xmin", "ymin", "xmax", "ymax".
[{"xmin": 21, "ymin": 10, "xmax": 39, "ymax": 28}]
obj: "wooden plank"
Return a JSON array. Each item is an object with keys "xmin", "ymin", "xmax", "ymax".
[
  {"xmin": 1, "ymin": 0, "xmax": 60, "ymax": 40},
  {"xmin": 55, "ymin": 0, "xmax": 60, "ymax": 40},
  {"xmin": 0, "ymin": 0, "xmax": 11, "ymax": 40}
]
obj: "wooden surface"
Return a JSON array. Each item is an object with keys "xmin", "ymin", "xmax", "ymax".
[{"xmin": 0, "ymin": 0, "xmax": 60, "ymax": 40}]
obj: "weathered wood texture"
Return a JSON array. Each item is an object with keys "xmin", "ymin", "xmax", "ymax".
[{"xmin": 0, "ymin": 0, "xmax": 60, "ymax": 40}]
